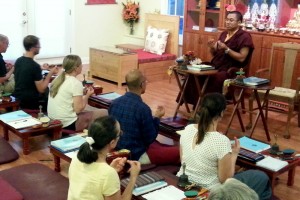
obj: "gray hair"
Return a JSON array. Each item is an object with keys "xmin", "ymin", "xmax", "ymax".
[
  {"xmin": 208, "ymin": 178, "xmax": 259, "ymax": 200},
  {"xmin": 0, "ymin": 34, "xmax": 8, "ymax": 42}
]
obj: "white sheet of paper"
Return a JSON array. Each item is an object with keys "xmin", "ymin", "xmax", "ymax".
[{"xmin": 142, "ymin": 185, "xmax": 185, "ymax": 200}]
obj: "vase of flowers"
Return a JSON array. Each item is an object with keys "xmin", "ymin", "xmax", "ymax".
[{"xmin": 122, "ymin": 0, "xmax": 139, "ymax": 35}]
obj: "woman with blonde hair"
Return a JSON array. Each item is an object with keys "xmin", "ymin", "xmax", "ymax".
[{"xmin": 47, "ymin": 55, "xmax": 107, "ymax": 131}]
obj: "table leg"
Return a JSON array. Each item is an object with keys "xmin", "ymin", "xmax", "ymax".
[
  {"xmin": 191, "ymin": 76, "xmax": 209, "ymax": 119},
  {"xmin": 22, "ymin": 138, "xmax": 30, "ymax": 155},
  {"xmin": 53, "ymin": 154, "xmax": 61, "ymax": 172},
  {"xmin": 53, "ymin": 126, "xmax": 62, "ymax": 140},
  {"xmin": 287, "ymin": 167, "xmax": 296, "ymax": 186},
  {"xmin": 249, "ymin": 90, "xmax": 271, "ymax": 141},
  {"xmin": 3, "ymin": 125, "xmax": 9, "ymax": 141},
  {"xmin": 173, "ymin": 72, "xmax": 191, "ymax": 118},
  {"xmin": 225, "ymin": 88, "xmax": 245, "ymax": 135}
]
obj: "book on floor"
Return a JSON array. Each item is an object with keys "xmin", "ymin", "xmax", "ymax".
[
  {"xmin": 239, "ymin": 136, "xmax": 271, "ymax": 153},
  {"xmin": 243, "ymin": 77, "xmax": 269, "ymax": 86},
  {"xmin": 50, "ymin": 135, "xmax": 86, "ymax": 153},
  {"xmin": 121, "ymin": 171, "xmax": 166, "ymax": 196},
  {"xmin": 256, "ymin": 156, "xmax": 288, "ymax": 171}
]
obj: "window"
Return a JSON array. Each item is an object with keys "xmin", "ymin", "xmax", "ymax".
[{"xmin": 167, "ymin": 0, "xmax": 184, "ymax": 45}]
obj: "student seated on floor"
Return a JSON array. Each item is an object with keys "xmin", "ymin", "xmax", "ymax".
[
  {"xmin": 109, "ymin": 69, "xmax": 180, "ymax": 165},
  {"xmin": 68, "ymin": 116, "xmax": 141, "ymax": 200},
  {"xmin": 47, "ymin": 55, "xmax": 107, "ymax": 131},
  {"xmin": 177, "ymin": 93, "xmax": 272, "ymax": 200}
]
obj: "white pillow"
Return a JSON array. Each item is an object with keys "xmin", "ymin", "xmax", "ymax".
[{"xmin": 144, "ymin": 26, "xmax": 169, "ymax": 55}]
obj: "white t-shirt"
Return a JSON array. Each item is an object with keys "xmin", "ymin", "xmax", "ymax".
[
  {"xmin": 48, "ymin": 76, "xmax": 83, "ymax": 127},
  {"xmin": 177, "ymin": 124, "xmax": 232, "ymax": 189},
  {"xmin": 68, "ymin": 156, "xmax": 120, "ymax": 200}
]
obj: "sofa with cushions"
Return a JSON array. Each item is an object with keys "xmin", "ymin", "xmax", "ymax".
[
  {"xmin": 131, "ymin": 13, "xmax": 179, "ymax": 82},
  {"xmin": 0, "ymin": 163, "xmax": 68, "ymax": 200}
]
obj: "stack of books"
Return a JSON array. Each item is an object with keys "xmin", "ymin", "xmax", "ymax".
[
  {"xmin": 237, "ymin": 136, "xmax": 270, "ymax": 163},
  {"xmin": 121, "ymin": 171, "xmax": 168, "ymax": 196},
  {"xmin": 243, "ymin": 77, "xmax": 269, "ymax": 86},
  {"xmin": 187, "ymin": 64, "xmax": 215, "ymax": 71}
]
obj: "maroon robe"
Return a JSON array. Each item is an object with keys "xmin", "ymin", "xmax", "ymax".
[{"xmin": 178, "ymin": 28, "xmax": 254, "ymax": 106}]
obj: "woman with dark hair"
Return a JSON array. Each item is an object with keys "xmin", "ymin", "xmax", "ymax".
[
  {"xmin": 68, "ymin": 116, "xmax": 141, "ymax": 200},
  {"xmin": 177, "ymin": 93, "xmax": 272, "ymax": 200}
]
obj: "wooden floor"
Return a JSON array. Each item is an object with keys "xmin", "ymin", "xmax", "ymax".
[{"xmin": 1, "ymin": 66, "xmax": 300, "ymax": 200}]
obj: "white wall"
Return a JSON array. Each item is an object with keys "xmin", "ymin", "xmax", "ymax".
[{"xmin": 72, "ymin": 0, "xmax": 163, "ymax": 63}]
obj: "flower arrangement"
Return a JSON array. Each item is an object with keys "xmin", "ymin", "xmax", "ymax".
[
  {"xmin": 183, "ymin": 51, "xmax": 196, "ymax": 65},
  {"xmin": 122, "ymin": 0, "xmax": 139, "ymax": 34}
]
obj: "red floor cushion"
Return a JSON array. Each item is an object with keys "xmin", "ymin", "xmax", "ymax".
[
  {"xmin": 0, "ymin": 163, "xmax": 68, "ymax": 200},
  {"xmin": 0, "ymin": 177, "xmax": 23, "ymax": 200},
  {"xmin": 0, "ymin": 138, "xmax": 19, "ymax": 164}
]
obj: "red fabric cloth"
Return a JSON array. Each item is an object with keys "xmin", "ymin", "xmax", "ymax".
[
  {"xmin": 146, "ymin": 140, "xmax": 180, "ymax": 165},
  {"xmin": 132, "ymin": 49, "xmax": 176, "ymax": 64},
  {"xmin": 0, "ymin": 177, "xmax": 23, "ymax": 200}
]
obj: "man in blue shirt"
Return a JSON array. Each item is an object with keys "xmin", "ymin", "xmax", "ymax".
[{"xmin": 109, "ymin": 69, "xmax": 179, "ymax": 165}]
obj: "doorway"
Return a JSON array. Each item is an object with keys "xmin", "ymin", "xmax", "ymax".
[{"xmin": 0, "ymin": 0, "xmax": 71, "ymax": 61}]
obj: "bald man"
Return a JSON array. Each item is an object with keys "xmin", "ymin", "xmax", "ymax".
[
  {"xmin": 0, "ymin": 34, "xmax": 14, "ymax": 93},
  {"xmin": 109, "ymin": 69, "xmax": 179, "ymax": 165}
]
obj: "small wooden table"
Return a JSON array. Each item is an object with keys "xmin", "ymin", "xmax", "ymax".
[
  {"xmin": 0, "ymin": 97, "xmax": 19, "ymax": 111},
  {"xmin": 173, "ymin": 67, "xmax": 218, "ymax": 119},
  {"xmin": 49, "ymin": 145, "xmax": 72, "ymax": 172},
  {"xmin": 88, "ymin": 94, "xmax": 113, "ymax": 109},
  {"xmin": 2, "ymin": 120, "xmax": 62, "ymax": 155},
  {"xmin": 126, "ymin": 170, "xmax": 182, "ymax": 200},
  {"xmin": 225, "ymin": 83, "xmax": 274, "ymax": 141},
  {"xmin": 237, "ymin": 153, "xmax": 300, "ymax": 191}
]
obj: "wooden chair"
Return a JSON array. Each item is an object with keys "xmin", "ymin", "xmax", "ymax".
[{"xmin": 248, "ymin": 42, "xmax": 300, "ymax": 139}]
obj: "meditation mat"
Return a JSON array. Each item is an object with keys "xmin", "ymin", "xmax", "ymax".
[{"xmin": 0, "ymin": 138, "xmax": 19, "ymax": 164}]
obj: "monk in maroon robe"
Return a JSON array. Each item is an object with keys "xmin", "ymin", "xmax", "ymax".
[{"xmin": 180, "ymin": 11, "xmax": 254, "ymax": 106}]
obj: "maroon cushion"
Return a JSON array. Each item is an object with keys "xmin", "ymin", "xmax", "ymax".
[
  {"xmin": 133, "ymin": 49, "xmax": 177, "ymax": 64},
  {"xmin": 0, "ymin": 177, "xmax": 23, "ymax": 200},
  {"xmin": 0, "ymin": 163, "xmax": 68, "ymax": 200},
  {"xmin": 0, "ymin": 138, "xmax": 19, "ymax": 164}
]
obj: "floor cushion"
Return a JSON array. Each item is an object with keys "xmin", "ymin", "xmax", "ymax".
[
  {"xmin": 0, "ymin": 138, "xmax": 19, "ymax": 164},
  {"xmin": 0, "ymin": 163, "xmax": 69, "ymax": 200},
  {"xmin": 0, "ymin": 177, "xmax": 23, "ymax": 200}
]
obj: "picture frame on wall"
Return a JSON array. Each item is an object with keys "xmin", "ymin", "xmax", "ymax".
[{"xmin": 86, "ymin": 0, "xmax": 116, "ymax": 5}]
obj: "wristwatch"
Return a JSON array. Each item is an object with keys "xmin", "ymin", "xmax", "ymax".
[{"xmin": 225, "ymin": 48, "xmax": 230, "ymax": 54}]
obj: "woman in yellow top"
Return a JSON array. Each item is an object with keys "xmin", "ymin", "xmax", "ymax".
[{"xmin": 68, "ymin": 116, "xmax": 141, "ymax": 200}]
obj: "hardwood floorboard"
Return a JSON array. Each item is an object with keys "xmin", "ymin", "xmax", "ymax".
[{"xmin": 1, "ymin": 65, "xmax": 299, "ymax": 199}]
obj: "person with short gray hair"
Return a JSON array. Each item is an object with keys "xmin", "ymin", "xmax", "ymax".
[
  {"xmin": 208, "ymin": 178, "xmax": 259, "ymax": 200},
  {"xmin": 0, "ymin": 34, "xmax": 15, "ymax": 93}
]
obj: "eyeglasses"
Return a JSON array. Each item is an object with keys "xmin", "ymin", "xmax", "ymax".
[
  {"xmin": 34, "ymin": 46, "xmax": 41, "ymax": 48},
  {"xmin": 116, "ymin": 130, "xmax": 123, "ymax": 138}
]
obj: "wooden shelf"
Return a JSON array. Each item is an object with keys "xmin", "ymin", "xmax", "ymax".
[{"xmin": 205, "ymin": 9, "xmax": 220, "ymax": 14}]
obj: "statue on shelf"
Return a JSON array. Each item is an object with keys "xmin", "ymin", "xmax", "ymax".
[
  {"xmin": 286, "ymin": 4, "xmax": 300, "ymax": 31},
  {"xmin": 268, "ymin": 0, "xmax": 277, "ymax": 30}
]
